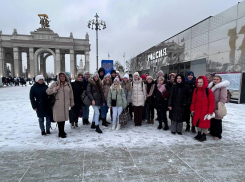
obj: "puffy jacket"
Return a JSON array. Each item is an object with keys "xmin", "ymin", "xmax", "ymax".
[
  {"xmin": 102, "ymin": 79, "xmax": 112, "ymax": 100},
  {"xmin": 46, "ymin": 72, "xmax": 74, "ymax": 122},
  {"xmin": 208, "ymin": 80, "xmax": 229, "ymax": 119},
  {"xmin": 191, "ymin": 76, "xmax": 215, "ymax": 128},
  {"xmin": 87, "ymin": 78, "xmax": 105, "ymax": 106},
  {"xmin": 131, "ymin": 78, "xmax": 146, "ymax": 106},
  {"xmin": 30, "ymin": 82, "xmax": 50, "ymax": 118},
  {"xmin": 107, "ymin": 84, "xmax": 127, "ymax": 109},
  {"xmin": 121, "ymin": 81, "xmax": 132, "ymax": 104}
]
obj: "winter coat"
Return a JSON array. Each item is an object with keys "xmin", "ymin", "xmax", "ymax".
[
  {"xmin": 208, "ymin": 80, "xmax": 229, "ymax": 119},
  {"xmin": 185, "ymin": 77, "xmax": 196, "ymax": 95},
  {"xmin": 71, "ymin": 80, "xmax": 84, "ymax": 108},
  {"xmin": 102, "ymin": 79, "xmax": 112, "ymax": 101},
  {"xmin": 145, "ymin": 82, "xmax": 156, "ymax": 106},
  {"xmin": 168, "ymin": 74, "xmax": 191, "ymax": 122},
  {"xmin": 191, "ymin": 76, "xmax": 215, "ymax": 129},
  {"xmin": 107, "ymin": 84, "xmax": 127, "ymax": 109},
  {"xmin": 82, "ymin": 77, "xmax": 89, "ymax": 90},
  {"xmin": 98, "ymin": 67, "xmax": 105, "ymax": 81},
  {"xmin": 154, "ymin": 84, "xmax": 170, "ymax": 111},
  {"xmin": 30, "ymin": 82, "xmax": 50, "ymax": 118},
  {"xmin": 46, "ymin": 73, "xmax": 74, "ymax": 122},
  {"xmin": 121, "ymin": 81, "xmax": 132, "ymax": 104},
  {"xmin": 87, "ymin": 78, "xmax": 105, "ymax": 106},
  {"xmin": 131, "ymin": 78, "xmax": 146, "ymax": 106}
]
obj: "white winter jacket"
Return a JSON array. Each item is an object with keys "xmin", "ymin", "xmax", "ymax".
[{"xmin": 131, "ymin": 78, "xmax": 146, "ymax": 106}]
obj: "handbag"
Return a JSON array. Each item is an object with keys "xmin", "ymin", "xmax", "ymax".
[
  {"xmin": 111, "ymin": 90, "xmax": 117, "ymax": 107},
  {"xmin": 119, "ymin": 109, "xmax": 131, "ymax": 125},
  {"xmin": 81, "ymin": 90, "xmax": 92, "ymax": 106},
  {"xmin": 46, "ymin": 82, "xmax": 58, "ymax": 108},
  {"xmin": 215, "ymin": 102, "xmax": 227, "ymax": 118}
]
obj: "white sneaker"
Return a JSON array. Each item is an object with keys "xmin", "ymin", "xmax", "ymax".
[
  {"xmin": 112, "ymin": 124, "xmax": 116, "ymax": 130},
  {"xmin": 116, "ymin": 124, "xmax": 121, "ymax": 130}
]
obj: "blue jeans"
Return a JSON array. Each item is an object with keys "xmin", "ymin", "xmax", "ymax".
[
  {"xmin": 38, "ymin": 117, "xmax": 51, "ymax": 131},
  {"xmin": 101, "ymin": 102, "xmax": 109, "ymax": 119},
  {"xmin": 92, "ymin": 106, "xmax": 100, "ymax": 125},
  {"xmin": 82, "ymin": 105, "xmax": 89, "ymax": 119}
]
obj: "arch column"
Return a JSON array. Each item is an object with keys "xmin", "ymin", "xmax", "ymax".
[
  {"xmin": 55, "ymin": 49, "xmax": 61, "ymax": 75},
  {"xmin": 85, "ymin": 51, "xmax": 90, "ymax": 72},
  {"xmin": 61, "ymin": 54, "xmax": 65, "ymax": 72},
  {"xmin": 70, "ymin": 50, "xmax": 75, "ymax": 78},
  {"xmin": 27, "ymin": 52, "xmax": 30, "ymax": 78},
  {"xmin": 40, "ymin": 53, "xmax": 44, "ymax": 75},
  {"xmin": 13, "ymin": 47, "xmax": 20, "ymax": 77},
  {"xmin": 0, "ymin": 47, "xmax": 5, "ymax": 77},
  {"xmin": 29, "ymin": 48, "xmax": 34, "ymax": 78}
]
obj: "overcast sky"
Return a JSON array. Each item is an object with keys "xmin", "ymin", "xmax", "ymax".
[{"xmin": 0, "ymin": 0, "xmax": 241, "ymax": 74}]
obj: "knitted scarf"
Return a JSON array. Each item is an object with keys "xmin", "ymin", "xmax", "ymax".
[
  {"xmin": 146, "ymin": 83, "xmax": 155, "ymax": 97},
  {"xmin": 157, "ymin": 84, "xmax": 166, "ymax": 93}
]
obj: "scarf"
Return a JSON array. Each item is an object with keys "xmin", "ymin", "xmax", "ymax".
[
  {"xmin": 157, "ymin": 84, "xmax": 166, "ymax": 93},
  {"xmin": 146, "ymin": 82, "xmax": 155, "ymax": 97}
]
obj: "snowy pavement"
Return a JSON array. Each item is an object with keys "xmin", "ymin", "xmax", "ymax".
[{"xmin": 0, "ymin": 85, "xmax": 245, "ymax": 181}]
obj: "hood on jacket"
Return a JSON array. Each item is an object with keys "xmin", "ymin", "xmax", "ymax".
[
  {"xmin": 174, "ymin": 74, "xmax": 185, "ymax": 85},
  {"xmin": 57, "ymin": 72, "xmax": 70, "ymax": 84},
  {"xmin": 75, "ymin": 73, "xmax": 83, "ymax": 81},
  {"xmin": 98, "ymin": 67, "xmax": 105, "ymax": 78},
  {"xmin": 208, "ymin": 79, "xmax": 230, "ymax": 92},
  {"xmin": 195, "ymin": 76, "xmax": 208, "ymax": 89}
]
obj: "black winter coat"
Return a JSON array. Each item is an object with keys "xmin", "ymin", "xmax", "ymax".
[
  {"xmin": 30, "ymin": 82, "xmax": 50, "ymax": 118},
  {"xmin": 168, "ymin": 83, "xmax": 191, "ymax": 122},
  {"xmin": 154, "ymin": 84, "xmax": 170, "ymax": 111},
  {"xmin": 87, "ymin": 78, "xmax": 105, "ymax": 106},
  {"xmin": 71, "ymin": 81, "xmax": 84, "ymax": 108}
]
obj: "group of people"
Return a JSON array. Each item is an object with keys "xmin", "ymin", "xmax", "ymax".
[
  {"xmin": 2, "ymin": 76, "xmax": 27, "ymax": 86},
  {"xmin": 29, "ymin": 68, "xmax": 230, "ymax": 142}
]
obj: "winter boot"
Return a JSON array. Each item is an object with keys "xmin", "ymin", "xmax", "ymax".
[
  {"xmin": 102, "ymin": 118, "xmax": 108, "ymax": 127},
  {"xmin": 191, "ymin": 126, "xmax": 196, "ymax": 133},
  {"xmin": 95, "ymin": 125, "xmax": 103, "ymax": 134},
  {"xmin": 75, "ymin": 122, "xmax": 78, "ymax": 128},
  {"xmin": 198, "ymin": 133, "xmax": 207, "ymax": 142},
  {"xmin": 157, "ymin": 123, "xmax": 163, "ymax": 130},
  {"xmin": 185, "ymin": 125, "xmax": 190, "ymax": 132},
  {"xmin": 70, "ymin": 122, "xmax": 75, "ymax": 129},
  {"xmin": 91, "ymin": 122, "xmax": 96, "ymax": 129},
  {"xmin": 41, "ymin": 131, "xmax": 46, "ymax": 135},
  {"xmin": 112, "ymin": 123, "xmax": 116, "ymax": 130},
  {"xmin": 46, "ymin": 130, "xmax": 51, "ymax": 135},
  {"xmin": 171, "ymin": 132, "xmax": 176, "ymax": 135},
  {"xmin": 194, "ymin": 131, "xmax": 202, "ymax": 140},
  {"xmin": 150, "ymin": 119, "xmax": 154, "ymax": 124},
  {"xmin": 86, "ymin": 119, "xmax": 90, "ymax": 125},
  {"xmin": 146, "ymin": 120, "xmax": 151, "ymax": 124},
  {"xmin": 83, "ymin": 119, "xmax": 86, "ymax": 125},
  {"xmin": 177, "ymin": 132, "xmax": 182, "ymax": 135},
  {"xmin": 163, "ymin": 123, "xmax": 169, "ymax": 131},
  {"xmin": 58, "ymin": 132, "xmax": 66, "ymax": 138},
  {"xmin": 116, "ymin": 124, "xmax": 121, "ymax": 130}
]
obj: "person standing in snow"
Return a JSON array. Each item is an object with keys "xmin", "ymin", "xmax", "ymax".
[
  {"xmin": 101, "ymin": 73, "xmax": 112, "ymax": 127},
  {"xmin": 208, "ymin": 75, "xmax": 229, "ymax": 140},
  {"xmin": 191, "ymin": 76, "xmax": 215, "ymax": 142},
  {"xmin": 131, "ymin": 72, "xmax": 146, "ymax": 126},
  {"xmin": 107, "ymin": 76, "xmax": 127, "ymax": 130},
  {"xmin": 185, "ymin": 71, "xmax": 197, "ymax": 133},
  {"xmin": 168, "ymin": 74, "xmax": 191, "ymax": 135},
  {"xmin": 70, "ymin": 73, "xmax": 84, "ymax": 129},
  {"xmin": 128, "ymin": 73, "xmax": 134, "ymax": 119},
  {"xmin": 87, "ymin": 72, "xmax": 106, "ymax": 134},
  {"xmin": 121, "ymin": 73, "xmax": 132, "ymax": 110},
  {"xmin": 154, "ymin": 76, "xmax": 170, "ymax": 129},
  {"xmin": 82, "ymin": 71, "xmax": 90, "ymax": 125},
  {"xmin": 30, "ymin": 75, "xmax": 51, "ymax": 136},
  {"xmin": 145, "ymin": 75, "xmax": 155, "ymax": 124},
  {"xmin": 46, "ymin": 72, "xmax": 74, "ymax": 138}
]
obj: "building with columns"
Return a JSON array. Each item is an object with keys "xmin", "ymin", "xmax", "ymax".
[{"xmin": 0, "ymin": 28, "xmax": 90, "ymax": 79}]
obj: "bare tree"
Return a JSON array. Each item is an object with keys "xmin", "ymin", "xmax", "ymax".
[{"xmin": 113, "ymin": 60, "xmax": 124, "ymax": 72}]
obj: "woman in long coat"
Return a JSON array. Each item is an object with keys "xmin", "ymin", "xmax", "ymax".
[
  {"xmin": 145, "ymin": 75, "xmax": 156, "ymax": 124},
  {"xmin": 46, "ymin": 72, "xmax": 74, "ymax": 138},
  {"xmin": 30, "ymin": 75, "xmax": 51, "ymax": 135},
  {"xmin": 208, "ymin": 75, "xmax": 229, "ymax": 140},
  {"xmin": 168, "ymin": 74, "xmax": 191, "ymax": 135},
  {"xmin": 87, "ymin": 72, "xmax": 106, "ymax": 134},
  {"xmin": 191, "ymin": 76, "xmax": 215, "ymax": 142}
]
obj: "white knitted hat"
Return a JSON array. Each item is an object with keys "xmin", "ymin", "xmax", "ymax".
[
  {"xmin": 114, "ymin": 76, "xmax": 120, "ymax": 83},
  {"xmin": 123, "ymin": 73, "xmax": 129, "ymax": 79},
  {"xmin": 105, "ymin": 73, "xmax": 111, "ymax": 78},
  {"xmin": 84, "ymin": 70, "xmax": 90, "ymax": 75},
  {"xmin": 133, "ymin": 72, "xmax": 139, "ymax": 77},
  {"xmin": 35, "ymin": 75, "xmax": 44, "ymax": 82},
  {"xmin": 92, "ymin": 72, "xmax": 99, "ymax": 78}
]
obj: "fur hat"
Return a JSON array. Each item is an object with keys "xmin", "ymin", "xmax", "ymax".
[
  {"xmin": 35, "ymin": 75, "xmax": 44, "ymax": 82},
  {"xmin": 92, "ymin": 72, "xmax": 99, "ymax": 78},
  {"xmin": 105, "ymin": 73, "xmax": 111, "ymax": 78},
  {"xmin": 84, "ymin": 70, "xmax": 90, "ymax": 75},
  {"xmin": 146, "ymin": 75, "xmax": 153, "ymax": 80},
  {"xmin": 123, "ymin": 73, "xmax": 129, "ymax": 80},
  {"xmin": 141, "ymin": 75, "xmax": 146, "ymax": 80},
  {"xmin": 114, "ymin": 76, "xmax": 120, "ymax": 83},
  {"xmin": 133, "ymin": 72, "xmax": 139, "ymax": 77}
]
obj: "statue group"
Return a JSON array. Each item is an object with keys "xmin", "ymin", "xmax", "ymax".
[{"xmin": 38, "ymin": 14, "xmax": 50, "ymax": 28}]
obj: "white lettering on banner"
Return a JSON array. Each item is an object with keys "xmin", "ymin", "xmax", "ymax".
[
  {"xmin": 156, "ymin": 51, "xmax": 159, "ymax": 59},
  {"xmin": 148, "ymin": 48, "xmax": 167, "ymax": 66}
]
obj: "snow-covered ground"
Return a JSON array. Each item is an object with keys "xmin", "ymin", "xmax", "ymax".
[{"xmin": 0, "ymin": 84, "xmax": 244, "ymax": 151}]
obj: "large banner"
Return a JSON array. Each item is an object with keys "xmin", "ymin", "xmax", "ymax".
[
  {"xmin": 217, "ymin": 73, "xmax": 241, "ymax": 90},
  {"xmin": 101, "ymin": 60, "xmax": 113, "ymax": 75}
]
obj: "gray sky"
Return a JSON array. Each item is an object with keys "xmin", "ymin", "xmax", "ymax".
[{"xmin": 0, "ymin": 0, "xmax": 240, "ymax": 74}]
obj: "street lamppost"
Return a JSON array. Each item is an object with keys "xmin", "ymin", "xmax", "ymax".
[{"xmin": 87, "ymin": 13, "xmax": 106, "ymax": 71}]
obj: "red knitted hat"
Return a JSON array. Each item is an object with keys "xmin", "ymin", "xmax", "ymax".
[{"xmin": 141, "ymin": 75, "xmax": 146, "ymax": 80}]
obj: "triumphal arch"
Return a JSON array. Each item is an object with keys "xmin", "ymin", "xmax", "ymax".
[{"xmin": 0, "ymin": 14, "xmax": 90, "ymax": 78}]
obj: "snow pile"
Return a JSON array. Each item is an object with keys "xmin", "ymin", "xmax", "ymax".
[{"xmin": 0, "ymin": 85, "xmax": 244, "ymax": 151}]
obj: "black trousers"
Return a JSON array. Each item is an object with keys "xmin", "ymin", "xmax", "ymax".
[
  {"xmin": 134, "ymin": 106, "xmax": 143, "ymax": 125},
  {"xmin": 157, "ymin": 108, "xmax": 167, "ymax": 127},
  {"xmin": 57, "ymin": 121, "xmax": 65, "ymax": 134},
  {"xmin": 145, "ymin": 103, "xmax": 154, "ymax": 120},
  {"xmin": 128, "ymin": 102, "xmax": 133, "ymax": 119},
  {"xmin": 185, "ymin": 104, "xmax": 192, "ymax": 126},
  {"xmin": 210, "ymin": 118, "xmax": 222, "ymax": 139}
]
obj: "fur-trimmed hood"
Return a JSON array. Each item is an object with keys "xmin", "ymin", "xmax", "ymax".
[
  {"xmin": 88, "ymin": 77, "xmax": 102, "ymax": 86},
  {"xmin": 102, "ymin": 78, "xmax": 112, "ymax": 86},
  {"xmin": 208, "ymin": 80, "xmax": 230, "ymax": 92},
  {"xmin": 57, "ymin": 72, "xmax": 70, "ymax": 84},
  {"xmin": 110, "ymin": 83, "xmax": 122, "ymax": 92}
]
